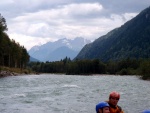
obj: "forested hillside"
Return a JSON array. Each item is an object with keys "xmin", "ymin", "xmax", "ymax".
[
  {"xmin": 0, "ymin": 14, "xmax": 29, "ymax": 69},
  {"xmin": 75, "ymin": 6, "xmax": 150, "ymax": 61}
]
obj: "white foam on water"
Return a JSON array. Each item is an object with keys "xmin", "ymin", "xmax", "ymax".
[
  {"xmin": 62, "ymin": 84, "xmax": 80, "ymax": 88},
  {"xmin": 11, "ymin": 93, "xmax": 26, "ymax": 98}
]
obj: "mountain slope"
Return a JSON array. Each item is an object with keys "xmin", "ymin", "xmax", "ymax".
[
  {"xmin": 45, "ymin": 46, "xmax": 78, "ymax": 61},
  {"xmin": 30, "ymin": 56, "xmax": 39, "ymax": 62},
  {"xmin": 75, "ymin": 6, "xmax": 150, "ymax": 61}
]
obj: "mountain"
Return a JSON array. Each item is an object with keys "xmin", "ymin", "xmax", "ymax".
[
  {"xmin": 75, "ymin": 6, "xmax": 150, "ymax": 61},
  {"xmin": 29, "ymin": 56, "xmax": 39, "ymax": 62},
  {"xmin": 28, "ymin": 37, "xmax": 91, "ymax": 62},
  {"xmin": 45, "ymin": 46, "xmax": 78, "ymax": 61}
]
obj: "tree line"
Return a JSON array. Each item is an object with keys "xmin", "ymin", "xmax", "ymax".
[
  {"xmin": 1, "ymin": 14, "xmax": 149, "ymax": 80},
  {"xmin": 0, "ymin": 14, "xmax": 29, "ymax": 69},
  {"xmin": 28, "ymin": 57, "xmax": 150, "ymax": 80}
]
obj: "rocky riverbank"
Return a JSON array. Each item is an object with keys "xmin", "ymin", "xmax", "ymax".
[{"xmin": 0, "ymin": 71, "xmax": 18, "ymax": 77}]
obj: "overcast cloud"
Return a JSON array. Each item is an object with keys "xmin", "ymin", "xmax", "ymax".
[{"xmin": 0, "ymin": 0, "xmax": 150, "ymax": 50}]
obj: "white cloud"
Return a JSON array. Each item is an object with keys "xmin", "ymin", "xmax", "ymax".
[
  {"xmin": 122, "ymin": 13, "xmax": 138, "ymax": 21},
  {"xmin": 4, "ymin": 1, "xmax": 148, "ymax": 50},
  {"xmin": 61, "ymin": 3, "xmax": 103, "ymax": 16},
  {"xmin": 8, "ymin": 33, "xmax": 56, "ymax": 50},
  {"xmin": 0, "ymin": 0, "xmax": 14, "ymax": 5},
  {"xmin": 12, "ymin": 3, "xmax": 103, "ymax": 21},
  {"xmin": 27, "ymin": 23, "xmax": 50, "ymax": 36},
  {"xmin": 7, "ymin": 3, "xmax": 105, "ymax": 49}
]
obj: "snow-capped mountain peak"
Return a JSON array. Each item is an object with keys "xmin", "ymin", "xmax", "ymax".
[{"xmin": 28, "ymin": 37, "xmax": 91, "ymax": 62}]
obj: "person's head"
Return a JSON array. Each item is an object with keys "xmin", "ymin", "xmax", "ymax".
[
  {"xmin": 109, "ymin": 91, "xmax": 120, "ymax": 106},
  {"xmin": 142, "ymin": 110, "xmax": 150, "ymax": 113},
  {"xmin": 96, "ymin": 101, "xmax": 110, "ymax": 113}
]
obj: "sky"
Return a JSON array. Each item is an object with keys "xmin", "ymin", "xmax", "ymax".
[{"xmin": 0, "ymin": 0, "xmax": 150, "ymax": 50}]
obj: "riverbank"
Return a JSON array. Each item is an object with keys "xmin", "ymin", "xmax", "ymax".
[
  {"xmin": 0, "ymin": 66, "xmax": 34, "ymax": 77},
  {"xmin": 0, "ymin": 71, "xmax": 18, "ymax": 77}
]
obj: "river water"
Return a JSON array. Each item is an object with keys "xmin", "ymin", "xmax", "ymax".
[{"xmin": 0, "ymin": 74, "xmax": 150, "ymax": 113}]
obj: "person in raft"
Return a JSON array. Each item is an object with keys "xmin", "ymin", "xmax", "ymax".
[
  {"xmin": 142, "ymin": 110, "xmax": 150, "ymax": 113},
  {"xmin": 96, "ymin": 101, "xmax": 110, "ymax": 113},
  {"xmin": 106, "ymin": 91, "xmax": 124, "ymax": 113}
]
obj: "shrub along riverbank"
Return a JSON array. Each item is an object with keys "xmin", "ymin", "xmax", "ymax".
[
  {"xmin": 28, "ymin": 58, "xmax": 150, "ymax": 80},
  {"xmin": 0, "ymin": 66, "xmax": 33, "ymax": 77}
]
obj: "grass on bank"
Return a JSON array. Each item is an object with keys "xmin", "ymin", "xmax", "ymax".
[{"xmin": 0, "ymin": 66, "xmax": 33, "ymax": 74}]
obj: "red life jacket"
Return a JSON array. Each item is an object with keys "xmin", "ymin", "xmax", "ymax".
[
  {"xmin": 106, "ymin": 101, "xmax": 124, "ymax": 113},
  {"xmin": 109, "ymin": 105, "xmax": 123, "ymax": 113}
]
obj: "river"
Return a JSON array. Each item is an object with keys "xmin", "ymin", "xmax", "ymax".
[{"xmin": 0, "ymin": 74, "xmax": 149, "ymax": 113}]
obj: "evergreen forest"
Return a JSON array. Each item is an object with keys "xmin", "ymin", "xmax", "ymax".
[
  {"xmin": 0, "ymin": 14, "xmax": 29, "ymax": 69},
  {"xmin": 28, "ymin": 57, "xmax": 150, "ymax": 80}
]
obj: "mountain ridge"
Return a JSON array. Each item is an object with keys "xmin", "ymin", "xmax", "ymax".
[
  {"xmin": 75, "ymin": 6, "xmax": 150, "ymax": 61},
  {"xmin": 28, "ymin": 37, "xmax": 91, "ymax": 62}
]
